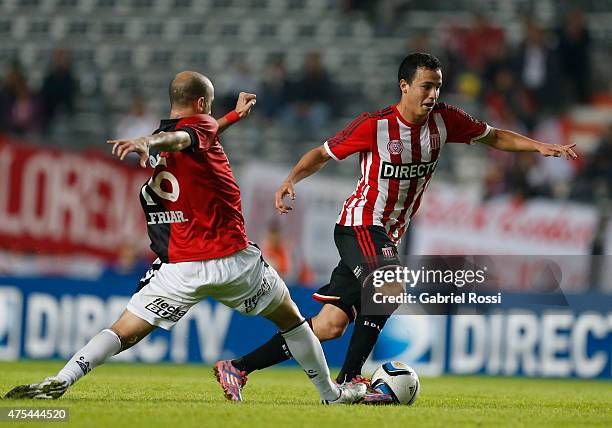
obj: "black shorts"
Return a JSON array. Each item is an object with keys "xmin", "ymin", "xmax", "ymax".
[{"xmin": 313, "ymin": 224, "xmax": 401, "ymax": 322}]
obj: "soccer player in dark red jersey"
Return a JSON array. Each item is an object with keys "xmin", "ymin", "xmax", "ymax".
[
  {"xmin": 3, "ymin": 71, "xmax": 366, "ymax": 405},
  {"xmin": 216, "ymin": 53, "xmax": 578, "ymax": 404}
]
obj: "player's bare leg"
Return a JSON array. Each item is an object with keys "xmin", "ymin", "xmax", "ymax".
[
  {"xmin": 109, "ymin": 310, "xmax": 158, "ymax": 351},
  {"xmin": 4, "ymin": 310, "xmax": 156, "ymax": 399},
  {"xmin": 230, "ymin": 302, "xmax": 349, "ymax": 378},
  {"xmin": 310, "ymin": 304, "xmax": 350, "ymax": 341}
]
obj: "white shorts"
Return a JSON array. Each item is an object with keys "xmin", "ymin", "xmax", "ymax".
[{"xmin": 127, "ymin": 244, "xmax": 288, "ymax": 330}]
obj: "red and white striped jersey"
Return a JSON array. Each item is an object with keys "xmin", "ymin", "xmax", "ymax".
[{"xmin": 324, "ymin": 103, "xmax": 491, "ymax": 243}]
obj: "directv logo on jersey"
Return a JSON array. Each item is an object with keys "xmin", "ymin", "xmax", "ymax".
[
  {"xmin": 145, "ymin": 298, "xmax": 187, "ymax": 322},
  {"xmin": 380, "ymin": 160, "xmax": 438, "ymax": 180}
]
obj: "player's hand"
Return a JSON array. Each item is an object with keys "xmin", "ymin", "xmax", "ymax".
[
  {"xmin": 235, "ymin": 92, "xmax": 257, "ymax": 119},
  {"xmin": 275, "ymin": 180, "xmax": 296, "ymax": 214},
  {"xmin": 536, "ymin": 143, "xmax": 578, "ymax": 160},
  {"xmin": 107, "ymin": 137, "xmax": 150, "ymax": 168}
]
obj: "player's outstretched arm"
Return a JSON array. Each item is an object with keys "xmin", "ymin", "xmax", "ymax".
[
  {"xmin": 478, "ymin": 128, "xmax": 578, "ymax": 160},
  {"xmin": 217, "ymin": 92, "xmax": 257, "ymax": 134},
  {"xmin": 275, "ymin": 145, "xmax": 331, "ymax": 214},
  {"xmin": 106, "ymin": 131, "xmax": 192, "ymax": 168}
]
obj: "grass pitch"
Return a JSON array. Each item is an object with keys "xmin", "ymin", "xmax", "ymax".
[{"xmin": 0, "ymin": 361, "xmax": 610, "ymax": 427}]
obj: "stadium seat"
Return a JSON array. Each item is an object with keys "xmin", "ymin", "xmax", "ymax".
[
  {"xmin": 17, "ymin": 0, "xmax": 42, "ymax": 8},
  {"xmin": 26, "ymin": 19, "xmax": 51, "ymax": 38},
  {"xmin": 142, "ymin": 20, "xmax": 165, "ymax": 37},
  {"xmin": 0, "ymin": 47, "xmax": 19, "ymax": 63},
  {"xmin": 110, "ymin": 49, "xmax": 134, "ymax": 69},
  {"xmin": 181, "ymin": 21, "xmax": 207, "ymax": 38},
  {"xmin": 220, "ymin": 22, "xmax": 240, "ymax": 38},
  {"xmin": 296, "ymin": 23, "xmax": 317, "ymax": 39},
  {"xmin": 286, "ymin": 0, "xmax": 305, "ymax": 10},
  {"xmin": 130, "ymin": 0, "xmax": 156, "ymax": 10},
  {"xmin": 172, "ymin": 0, "xmax": 193, "ymax": 8},
  {"xmin": 55, "ymin": 0, "xmax": 80, "ymax": 9},
  {"xmin": 0, "ymin": 19, "xmax": 12, "ymax": 37},
  {"xmin": 66, "ymin": 20, "xmax": 90, "ymax": 38},
  {"xmin": 100, "ymin": 21, "xmax": 127, "ymax": 38},
  {"xmin": 72, "ymin": 48, "xmax": 96, "ymax": 67},
  {"xmin": 94, "ymin": 0, "xmax": 116, "ymax": 9},
  {"xmin": 257, "ymin": 22, "xmax": 278, "ymax": 38},
  {"xmin": 147, "ymin": 49, "xmax": 175, "ymax": 69},
  {"xmin": 211, "ymin": 0, "xmax": 232, "ymax": 9}
]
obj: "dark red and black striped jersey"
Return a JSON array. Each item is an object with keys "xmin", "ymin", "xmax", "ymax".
[
  {"xmin": 140, "ymin": 114, "xmax": 247, "ymax": 263},
  {"xmin": 323, "ymin": 103, "xmax": 490, "ymax": 243}
]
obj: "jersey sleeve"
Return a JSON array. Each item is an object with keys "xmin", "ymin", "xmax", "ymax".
[
  {"xmin": 177, "ymin": 114, "xmax": 219, "ymax": 151},
  {"xmin": 324, "ymin": 113, "xmax": 373, "ymax": 160},
  {"xmin": 440, "ymin": 104, "xmax": 491, "ymax": 144}
]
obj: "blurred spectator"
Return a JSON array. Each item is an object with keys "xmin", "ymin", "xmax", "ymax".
[
  {"xmin": 0, "ymin": 61, "xmax": 41, "ymax": 136},
  {"xmin": 442, "ymin": 14, "xmax": 506, "ymax": 95},
  {"xmin": 106, "ymin": 243, "xmax": 151, "ymax": 276},
  {"xmin": 262, "ymin": 219, "xmax": 291, "ymax": 277},
  {"xmin": 514, "ymin": 19, "xmax": 561, "ymax": 122},
  {"xmin": 465, "ymin": 14, "xmax": 505, "ymax": 71},
  {"xmin": 572, "ymin": 124, "xmax": 612, "ymax": 202},
  {"xmin": 527, "ymin": 118, "xmax": 576, "ymax": 199},
  {"xmin": 484, "ymin": 68, "xmax": 533, "ymax": 132},
  {"xmin": 40, "ymin": 49, "xmax": 77, "ymax": 133},
  {"xmin": 341, "ymin": 0, "xmax": 373, "ymax": 13},
  {"xmin": 285, "ymin": 52, "xmax": 336, "ymax": 140},
  {"xmin": 217, "ymin": 60, "xmax": 260, "ymax": 116},
  {"xmin": 259, "ymin": 56, "xmax": 290, "ymax": 121},
  {"xmin": 114, "ymin": 94, "xmax": 158, "ymax": 140},
  {"xmin": 557, "ymin": 11, "xmax": 591, "ymax": 104}
]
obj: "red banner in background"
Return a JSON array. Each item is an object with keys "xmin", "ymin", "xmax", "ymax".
[{"xmin": 0, "ymin": 136, "xmax": 150, "ymax": 260}]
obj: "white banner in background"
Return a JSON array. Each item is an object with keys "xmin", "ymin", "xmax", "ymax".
[
  {"xmin": 411, "ymin": 184, "xmax": 600, "ymax": 291},
  {"xmin": 240, "ymin": 168, "xmax": 601, "ymax": 290},
  {"xmin": 239, "ymin": 163, "xmax": 355, "ymax": 285}
]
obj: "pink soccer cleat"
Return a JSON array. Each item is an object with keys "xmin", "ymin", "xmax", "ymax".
[{"xmin": 213, "ymin": 360, "xmax": 248, "ymax": 401}]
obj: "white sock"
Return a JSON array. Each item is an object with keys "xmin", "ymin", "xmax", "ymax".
[
  {"xmin": 56, "ymin": 329, "xmax": 122, "ymax": 386},
  {"xmin": 281, "ymin": 321, "xmax": 340, "ymax": 401}
]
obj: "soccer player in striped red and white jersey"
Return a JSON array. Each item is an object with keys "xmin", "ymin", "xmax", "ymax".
[{"xmin": 218, "ymin": 53, "xmax": 577, "ymax": 403}]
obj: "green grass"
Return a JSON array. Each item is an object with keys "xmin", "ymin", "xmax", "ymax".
[{"xmin": 0, "ymin": 361, "xmax": 610, "ymax": 427}]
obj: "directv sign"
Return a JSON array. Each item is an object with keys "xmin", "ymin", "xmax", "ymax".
[
  {"xmin": 367, "ymin": 301, "xmax": 611, "ymax": 379},
  {"xmin": 0, "ymin": 276, "xmax": 350, "ymax": 367},
  {"xmin": 1, "ymin": 276, "xmax": 610, "ymax": 379}
]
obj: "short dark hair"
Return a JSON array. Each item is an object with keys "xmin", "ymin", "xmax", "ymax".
[
  {"xmin": 168, "ymin": 73, "xmax": 211, "ymax": 107},
  {"xmin": 398, "ymin": 53, "xmax": 442, "ymax": 83}
]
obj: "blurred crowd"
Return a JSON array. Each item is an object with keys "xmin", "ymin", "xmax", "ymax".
[
  {"xmin": 0, "ymin": 10, "xmax": 610, "ymax": 207},
  {"xmin": 434, "ymin": 12, "xmax": 603, "ymax": 203},
  {"xmin": 0, "ymin": 49, "xmax": 77, "ymax": 137}
]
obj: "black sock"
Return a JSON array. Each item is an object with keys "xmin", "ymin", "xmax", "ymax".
[
  {"xmin": 232, "ymin": 332, "xmax": 292, "ymax": 373},
  {"xmin": 232, "ymin": 318, "xmax": 315, "ymax": 373},
  {"xmin": 336, "ymin": 314, "xmax": 389, "ymax": 383},
  {"xmin": 231, "ymin": 317, "xmax": 312, "ymax": 374}
]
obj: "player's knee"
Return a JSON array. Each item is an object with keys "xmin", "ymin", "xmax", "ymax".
[
  {"xmin": 109, "ymin": 327, "xmax": 134, "ymax": 351},
  {"xmin": 314, "ymin": 317, "xmax": 348, "ymax": 341},
  {"xmin": 326, "ymin": 322, "xmax": 348, "ymax": 340}
]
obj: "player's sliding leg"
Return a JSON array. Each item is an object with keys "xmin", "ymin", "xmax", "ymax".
[
  {"xmin": 215, "ymin": 297, "xmax": 363, "ymax": 403},
  {"xmin": 4, "ymin": 310, "xmax": 155, "ymax": 399},
  {"xmin": 262, "ymin": 292, "xmax": 365, "ymax": 404},
  {"xmin": 336, "ymin": 314, "xmax": 389, "ymax": 383},
  {"xmin": 231, "ymin": 304, "xmax": 348, "ymax": 374}
]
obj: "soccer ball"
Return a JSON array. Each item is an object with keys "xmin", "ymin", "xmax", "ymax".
[{"xmin": 371, "ymin": 361, "xmax": 420, "ymax": 405}]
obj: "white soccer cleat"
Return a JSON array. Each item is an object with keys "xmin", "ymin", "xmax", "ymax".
[
  {"xmin": 322, "ymin": 382, "xmax": 367, "ymax": 405},
  {"xmin": 3, "ymin": 376, "xmax": 69, "ymax": 400}
]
